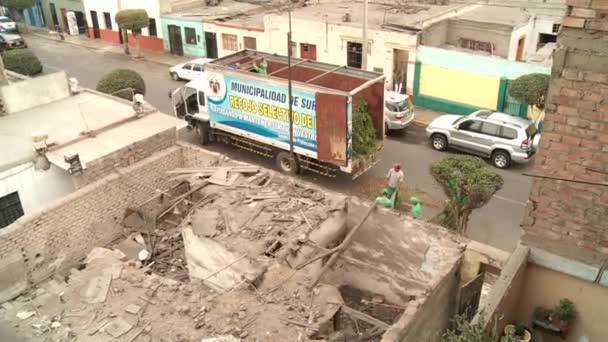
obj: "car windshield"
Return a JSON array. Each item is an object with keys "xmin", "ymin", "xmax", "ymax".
[
  {"xmin": 453, "ymin": 116, "xmax": 467, "ymax": 125},
  {"xmin": 386, "ymin": 99, "xmax": 411, "ymax": 112},
  {"xmin": 0, "ymin": 18, "xmax": 12, "ymax": 23}
]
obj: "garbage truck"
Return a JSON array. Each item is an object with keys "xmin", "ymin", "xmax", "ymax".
[{"xmin": 170, "ymin": 50, "xmax": 410, "ymax": 179}]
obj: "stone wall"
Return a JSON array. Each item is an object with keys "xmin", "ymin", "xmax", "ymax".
[
  {"xmin": 523, "ymin": 0, "xmax": 608, "ymax": 255},
  {"xmin": 73, "ymin": 127, "xmax": 177, "ymax": 188},
  {"xmin": 0, "ymin": 146, "xmax": 182, "ymax": 302}
]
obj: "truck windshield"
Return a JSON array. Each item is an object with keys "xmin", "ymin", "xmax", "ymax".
[{"xmin": 386, "ymin": 99, "xmax": 409, "ymax": 112}]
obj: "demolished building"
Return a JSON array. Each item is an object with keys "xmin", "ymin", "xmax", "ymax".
[{"xmin": 0, "ymin": 140, "xmax": 504, "ymax": 341}]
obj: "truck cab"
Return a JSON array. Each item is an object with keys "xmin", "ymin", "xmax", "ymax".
[
  {"xmin": 171, "ymin": 78, "xmax": 209, "ymax": 127},
  {"xmin": 384, "ymin": 91, "xmax": 414, "ymax": 133}
]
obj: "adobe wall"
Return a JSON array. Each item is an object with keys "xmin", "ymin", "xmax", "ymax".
[
  {"xmin": 72, "ymin": 127, "xmax": 177, "ymax": 189},
  {"xmin": 522, "ymin": 0, "xmax": 608, "ymax": 255},
  {"xmin": 0, "ymin": 146, "xmax": 183, "ymax": 302}
]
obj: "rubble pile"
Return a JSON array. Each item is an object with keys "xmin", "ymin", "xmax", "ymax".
[{"xmin": 0, "ymin": 159, "xmax": 451, "ymax": 341}]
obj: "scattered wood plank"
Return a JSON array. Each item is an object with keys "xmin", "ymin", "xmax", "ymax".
[
  {"xmin": 167, "ymin": 166, "xmax": 260, "ymax": 175},
  {"xmin": 156, "ymin": 182, "xmax": 208, "ymax": 220},
  {"xmin": 240, "ymin": 205, "xmax": 265, "ymax": 230},
  {"xmin": 208, "ymin": 173, "xmax": 239, "ymax": 186},
  {"xmin": 308, "ymin": 205, "xmax": 376, "ymax": 289},
  {"xmin": 339, "ymin": 304, "xmax": 390, "ymax": 330},
  {"xmin": 280, "ymin": 318, "xmax": 312, "ymax": 328}
]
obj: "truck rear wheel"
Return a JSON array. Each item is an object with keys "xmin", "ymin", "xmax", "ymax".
[
  {"xmin": 276, "ymin": 152, "xmax": 300, "ymax": 174},
  {"xmin": 195, "ymin": 121, "xmax": 211, "ymax": 145}
]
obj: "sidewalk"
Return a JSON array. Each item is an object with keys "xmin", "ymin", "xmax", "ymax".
[
  {"xmin": 413, "ymin": 106, "xmax": 441, "ymax": 127},
  {"xmin": 23, "ymin": 26, "xmax": 190, "ymax": 67}
]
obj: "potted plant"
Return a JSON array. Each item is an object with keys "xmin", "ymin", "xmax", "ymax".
[
  {"xmin": 504, "ymin": 323, "xmax": 532, "ymax": 342},
  {"xmin": 551, "ymin": 298, "xmax": 575, "ymax": 331}
]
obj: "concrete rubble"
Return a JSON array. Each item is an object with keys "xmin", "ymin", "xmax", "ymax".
[{"xmin": 0, "ymin": 159, "xmax": 464, "ymax": 341}]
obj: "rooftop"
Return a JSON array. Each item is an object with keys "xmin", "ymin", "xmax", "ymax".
[
  {"xmin": 276, "ymin": 0, "xmax": 469, "ymax": 31},
  {"xmin": 453, "ymin": 5, "xmax": 531, "ymax": 26},
  {"xmin": 0, "ymin": 90, "xmax": 183, "ymax": 170},
  {"xmin": 452, "ymin": 4, "xmax": 566, "ymax": 27}
]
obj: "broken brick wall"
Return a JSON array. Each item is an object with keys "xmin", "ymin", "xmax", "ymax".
[
  {"xmin": 522, "ymin": 0, "xmax": 608, "ymax": 254},
  {"xmin": 72, "ymin": 127, "xmax": 178, "ymax": 189},
  {"xmin": 382, "ymin": 258, "xmax": 462, "ymax": 342},
  {"xmin": 0, "ymin": 146, "xmax": 183, "ymax": 302}
]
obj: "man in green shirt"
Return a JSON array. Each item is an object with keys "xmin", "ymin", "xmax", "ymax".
[{"xmin": 253, "ymin": 59, "xmax": 268, "ymax": 75}]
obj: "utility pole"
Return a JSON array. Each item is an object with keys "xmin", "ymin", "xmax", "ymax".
[
  {"xmin": 287, "ymin": 1, "xmax": 295, "ymax": 158},
  {"xmin": 361, "ymin": 0, "xmax": 368, "ymax": 70}
]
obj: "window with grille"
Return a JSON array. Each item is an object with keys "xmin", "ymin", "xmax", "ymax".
[
  {"xmin": 552, "ymin": 24, "xmax": 560, "ymax": 34},
  {"xmin": 243, "ymin": 36, "xmax": 256, "ymax": 50},
  {"xmin": 222, "ymin": 33, "xmax": 238, "ymax": 51},
  {"xmin": 460, "ymin": 38, "xmax": 493, "ymax": 54},
  {"xmin": 103, "ymin": 12, "xmax": 112, "ymax": 30},
  {"xmin": 185, "ymin": 27, "xmax": 197, "ymax": 45},
  {"xmin": 0, "ymin": 192, "xmax": 24, "ymax": 229},
  {"xmin": 148, "ymin": 18, "xmax": 157, "ymax": 37},
  {"xmin": 347, "ymin": 41, "xmax": 362, "ymax": 69}
]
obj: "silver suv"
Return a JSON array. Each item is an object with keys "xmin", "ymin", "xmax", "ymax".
[{"xmin": 425, "ymin": 110, "xmax": 540, "ymax": 169}]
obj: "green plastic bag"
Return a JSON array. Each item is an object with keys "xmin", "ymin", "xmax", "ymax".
[{"xmin": 410, "ymin": 196, "xmax": 423, "ymax": 218}]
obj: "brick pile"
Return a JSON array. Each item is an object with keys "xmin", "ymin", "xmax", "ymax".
[{"xmin": 523, "ymin": 0, "xmax": 608, "ymax": 253}]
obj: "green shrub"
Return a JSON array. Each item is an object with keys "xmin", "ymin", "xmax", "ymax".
[
  {"xmin": 2, "ymin": 49, "xmax": 43, "ymax": 76},
  {"xmin": 352, "ymin": 98, "xmax": 377, "ymax": 157},
  {"xmin": 96, "ymin": 69, "xmax": 145, "ymax": 100}
]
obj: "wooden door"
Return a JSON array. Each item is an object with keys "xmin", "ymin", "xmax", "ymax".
[
  {"xmin": 300, "ymin": 43, "xmax": 316, "ymax": 60},
  {"xmin": 392, "ymin": 49, "xmax": 409, "ymax": 93},
  {"xmin": 168, "ymin": 25, "xmax": 184, "ymax": 56},
  {"xmin": 205, "ymin": 32, "xmax": 218, "ymax": 58},
  {"xmin": 316, "ymin": 93, "xmax": 347, "ymax": 165},
  {"xmin": 516, "ymin": 36, "xmax": 526, "ymax": 62},
  {"xmin": 458, "ymin": 273, "xmax": 484, "ymax": 321},
  {"xmin": 60, "ymin": 8, "xmax": 68, "ymax": 32},
  {"xmin": 90, "ymin": 10, "xmax": 100, "ymax": 38},
  {"xmin": 49, "ymin": 3, "xmax": 59, "ymax": 29}
]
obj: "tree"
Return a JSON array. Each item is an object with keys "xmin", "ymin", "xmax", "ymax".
[
  {"xmin": 2, "ymin": 49, "xmax": 43, "ymax": 76},
  {"xmin": 352, "ymin": 98, "xmax": 377, "ymax": 157},
  {"xmin": 508, "ymin": 73, "xmax": 549, "ymax": 122},
  {"xmin": 115, "ymin": 9, "xmax": 149, "ymax": 58},
  {"xmin": 96, "ymin": 69, "xmax": 145, "ymax": 101},
  {"xmin": 430, "ymin": 155, "xmax": 503, "ymax": 235},
  {"xmin": 0, "ymin": 0, "xmax": 35, "ymax": 21}
]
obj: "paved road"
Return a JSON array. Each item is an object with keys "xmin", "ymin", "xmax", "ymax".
[{"xmin": 27, "ymin": 35, "xmax": 533, "ymax": 252}]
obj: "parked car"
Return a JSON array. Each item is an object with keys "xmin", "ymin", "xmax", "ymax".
[
  {"xmin": 169, "ymin": 58, "xmax": 214, "ymax": 81},
  {"xmin": 0, "ymin": 31, "xmax": 26, "ymax": 51},
  {"xmin": 384, "ymin": 91, "xmax": 415, "ymax": 133},
  {"xmin": 0, "ymin": 16, "xmax": 17, "ymax": 32},
  {"xmin": 425, "ymin": 110, "xmax": 541, "ymax": 169}
]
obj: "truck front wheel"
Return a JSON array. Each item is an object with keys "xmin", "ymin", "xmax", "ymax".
[
  {"xmin": 195, "ymin": 121, "xmax": 211, "ymax": 145},
  {"xmin": 276, "ymin": 152, "xmax": 300, "ymax": 175}
]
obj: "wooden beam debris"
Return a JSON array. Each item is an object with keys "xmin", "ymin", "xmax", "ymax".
[{"xmin": 338, "ymin": 304, "xmax": 390, "ymax": 330}]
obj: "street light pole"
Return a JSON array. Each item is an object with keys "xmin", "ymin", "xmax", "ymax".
[
  {"xmin": 287, "ymin": 2, "xmax": 295, "ymax": 158},
  {"xmin": 362, "ymin": 0, "xmax": 368, "ymax": 70}
]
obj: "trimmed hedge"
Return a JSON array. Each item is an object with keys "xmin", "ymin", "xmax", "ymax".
[
  {"xmin": 115, "ymin": 9, "xmax": 149, "ymax": 31},
  {"xmin": 2, "ymin": 48, "xmax": 43, "ymax": 76},
  {"xmin": 96, "ymin": 69, "xmax": 146, "ymax": 101}
]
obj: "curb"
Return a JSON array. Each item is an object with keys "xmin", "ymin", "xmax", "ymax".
[{"xmin": 26, "ymin": 31, "xmax": 177, "ymax": 67}]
